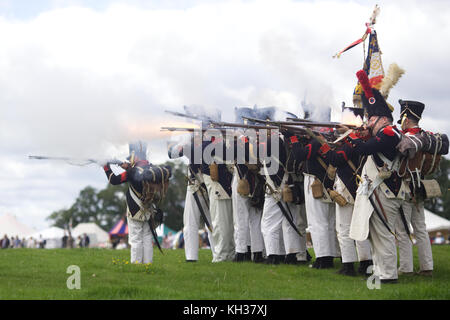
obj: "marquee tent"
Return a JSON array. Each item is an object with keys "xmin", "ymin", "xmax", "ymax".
[
  {"xmin": 0, "ymin": 213, "xmax": 35, "ymax": 238},
  {"xmin": 72, "ymin": 222, "xmax": 110, "ymax": 247},
  {"xmin": 30, "ymin": 226, "xmax": 65, "ymax": 248},
  {"xmin": 424, "ymin": 209, "xmax": 450, "ymax": 232}
]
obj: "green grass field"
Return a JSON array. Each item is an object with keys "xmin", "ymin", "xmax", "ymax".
[{"xmin": 0, "ymin": 246, "xmax": 449, "ymax": 300}]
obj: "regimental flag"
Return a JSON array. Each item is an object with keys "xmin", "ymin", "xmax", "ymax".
[{"xmin": 353, "ymin": 30, "xmax": 384, "ymax": 108}]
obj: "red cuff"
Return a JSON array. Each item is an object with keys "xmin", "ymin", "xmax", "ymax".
[
  {"xmin": 290, "ymin": 136, "xmax": 299, "ymax": 143},
  {"xmin": 103, "ymin": 165, "xmax": 110, "ymax": 171}
]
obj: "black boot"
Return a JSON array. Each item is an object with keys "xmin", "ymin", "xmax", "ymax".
[
  {"xmin": 320, "ymin": 256, "xmax": 334, "ymax": 269},
  {"xmin": 244, "ymin": 246, "xmax": 252, "ymax": 261},
  {"xmin": 233, "ymin": 252, "xmax": 246, "ymax": 262},
  {"xmin": 285, "ymin": 253, "xmax": 298, "ymax": 265},
  {"xmin": 337, "ymin": 262, "xmax": 356, "ymax": 276},
  {"xmin": 265, "ymin": 254, "xmax": 280, "ymax": 265},
  {"xmin": 252, "ymin": 252, "xmax": 265, "ymax": 263},
  {"xmin": 277, "ymin": 255, "xmax": 286, "ymax": 264},
  {"xmin": 310, "ymin": 257, "xmax": 322, "ymax": 269},
  {"xmin": 358, "ymin": 260, "xmax": 374, "ymax": 276}
]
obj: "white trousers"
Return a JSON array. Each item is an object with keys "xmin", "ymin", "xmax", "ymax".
[
  {"xmin": 203, "ymin": 175, "xmax": 235, "ymax": 262},
  {"xmin": 304, "ymin": 175, "xmax": 340, "ymax": 258},
  {"xmin": 232, "ymin": 172, "xmax": 264, "ymax": 253},
  {"xmin": 127, "ymin": 217, "xmax": 153, "ymax": 264},
  {"xmin": 396, "ymin": 200, "xmax": 433, "ymax": 272},
  {"xmin": 368, "ymin": 188, "xmax": 402, "ymax": 280},
  {"xmin": 336, "ymin": 203, "xmax": 372, "ymax": 263},
  {"xmin": 261, "ymin": 194, "xmax": 302, "ymax": 256},
  {"xmin": 183, "ymin": 185, "xmax": 215, "ymax": 261},
  {"xmin": 296, "ymin": 203, "xmax": 308, "ymax": 261}
]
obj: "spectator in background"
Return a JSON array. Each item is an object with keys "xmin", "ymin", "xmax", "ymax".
[
  {"xmin": 166, "ymin": 232, "xmax": 175, "ymax": 249},
  {"xmin": 2, "ymin": 235, "xmax": 10, "ymax": 249},
  {"xmin": 38, "ymin": 235, "xmax": 46, "ymax": 249},
  {"xmin": 21, "ymin": 238, "xmax": 26, "ymax": 248},
  {"xmin": 433, "ymin": 232, "xmax": 445, "ymax": 245},
  {"xmin": 162, "ymin": 234, "xmax": 172, "ymax": 249},
  {"xmin": 83, "ymin": 233, "xmax": 90, "ymax": 248},
  {"xmin": 77, "ymin": 236, "xmax": 82, "ymax": 248},
  {"xmin": 116, "ymin": 238, "xmax": 127, "ymax": 250},
  {"xmin": 14, "ymin": 236, "xmax": 21, "ymax": 248},
  {"xmin": 62, "ymin": 231, "xmax": 68, "ymax": 248}
]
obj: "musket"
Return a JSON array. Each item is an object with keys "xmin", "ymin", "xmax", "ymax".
[
  {"xmin": 279, "ymin": 117, "xmax": 360, "ymax": 129},
  {"xmin": 241, "ymin": 117, "xmax": 339, "ymax": 145},
  {"xmin": 209, "ymin": 121, "xmax": 279, "ymax": 130},
  {"xmin": 29, "ymin": 155, "xmax": 124, "ymax": 166},
  {"xmin": 161, "ymin": 127, "xmax": 241, "ymax": 136},
  {"xmin": 161, "ymin": 123, "xmax": 280, "ymax": 132}
]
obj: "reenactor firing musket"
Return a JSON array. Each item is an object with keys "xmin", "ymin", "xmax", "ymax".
[{"xmin": 28, "ymin": 155, "xmax": 125, "ymax": 166}]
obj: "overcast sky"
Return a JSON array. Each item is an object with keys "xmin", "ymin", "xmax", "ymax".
[{"xmin": 1, "ymin": 0, "xmax": 449, "ymax": 232}]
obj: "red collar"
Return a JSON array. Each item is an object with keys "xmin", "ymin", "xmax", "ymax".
[
  {"xmin": 402, "ymin": 127, "xmax": 421, "ymax": 135},
  {"xmin": 135, "ymin": 160, "xmax": 149, "ymax": 166}
]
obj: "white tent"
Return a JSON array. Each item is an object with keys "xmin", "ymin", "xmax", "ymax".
[
  {"xmin": 72, "ymin": 222, "xmax": 109, "ymax": 247},
  {"xmin": 30, "ymin": 226, "xmax": 65, "ymax": 249},
  {"xmin": 0, "ymin": 213, "xmax": 35, "ymax": 239},
  {"xmin": 424, "ymin": 209, "xmax": 450, "ymax": 233}
]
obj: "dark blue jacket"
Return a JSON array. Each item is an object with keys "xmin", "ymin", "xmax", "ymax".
[{"xmin": 344, "ymin": 125, "xmax": 403, "ymax": 195}]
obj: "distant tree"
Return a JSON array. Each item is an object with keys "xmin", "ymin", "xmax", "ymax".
[
  {"xmin": 424, "ymin": 157, "xmax": 450, "ymax": 219},
  {"xmin": 47, "ymin": 207, "xmax": 75, "ymax": 230},
  {"xmin": 47, "ymin": 184, "xmax": 127, "ymax": 231}
]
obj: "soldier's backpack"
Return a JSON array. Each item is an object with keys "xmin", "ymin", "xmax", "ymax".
[
  {"xmin": 397, "ymin": 131, "xmax": 448, "ymax": 199},
  {"xmin": 129, "ymin": 164, "xmax": 172, "ymax": 212}
]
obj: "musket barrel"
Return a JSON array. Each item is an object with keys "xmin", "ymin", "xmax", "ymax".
[{"xmin": 29, "ymin": 155, "xmax": 123, "ymax": 166}]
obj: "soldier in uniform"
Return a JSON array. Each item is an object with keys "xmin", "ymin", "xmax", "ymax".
[
  {"xmin": 168, "ymin": 133, "xmax": 215, "ymax": 262},
  {"xmin": 232, "ymin": 107, "xmax": 266, "ymax": 263},
  {"xmin": 201, "ymin": 133, "xmax": 235, "ymax": 262},
  {"xmin": 394, "ymin": 100, "xmax": 444, "ymax": 276},
  {"xmin": 347, "ymin": 70, "xmax": 410, "ymax": 283},
  {"xmin": 258, "ymin": 111, "xmax": 305, "ymax": 265},
  {"xmin": 104, "ymin": 141, "xmax": 170, "ymax": 264},
  {"xmin": 289, "ymin": 110, "xmax": 340, "ymax": 269},
  {"xmin": 326, "ymin": 107, "xmax": 373, "ymax": 276}
]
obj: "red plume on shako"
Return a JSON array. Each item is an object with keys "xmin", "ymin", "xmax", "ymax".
[{"xmin": 356, "ymin": 69, "xmax": 393, "ymax": 121}]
